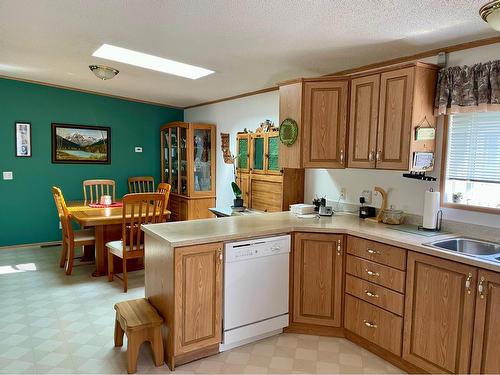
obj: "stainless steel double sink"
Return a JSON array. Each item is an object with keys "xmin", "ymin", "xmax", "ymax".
[{"xmin": 425, "ymin": 237, "xmax": 500, "ymax": 263}]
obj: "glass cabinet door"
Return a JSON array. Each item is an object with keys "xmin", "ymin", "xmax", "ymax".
[
  {"xmin": 252, "ymin": 135, "xmax": 265, "ymax": 173},
  {"xmin": 237, "ymin": 135, "xmax": 250, "ymax": 172},
  {"xmin": 267, "ymin": 133, "xmax": 281, "ymax": 173},
  {"xmin": 193, "ymin": 127, "xmax": 212, "ymax": 192},
  {"xmin": 162, "ymin": 129, "xmax": 170, "ymax": 183},
  {"xmin": 179, "ymin": 127, "xmax": 188, "ymax": 195},
  {"xmin": 170, "ymin": 127, "xmax": 179, "ymax": 194}
]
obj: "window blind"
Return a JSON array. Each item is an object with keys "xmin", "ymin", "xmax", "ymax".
[{"xmin": 446, "ymin": 112, "xmax": 500, "ymax": 183}]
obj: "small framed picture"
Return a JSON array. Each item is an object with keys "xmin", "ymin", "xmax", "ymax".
[{"xmin": 15, "ymin": 122, "xmax": 32, "ymax": 157}]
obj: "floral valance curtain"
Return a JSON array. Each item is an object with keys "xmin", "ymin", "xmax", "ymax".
[{"xmin": 435, "ymin": 60, "xmax": 500, "ymax": 115}]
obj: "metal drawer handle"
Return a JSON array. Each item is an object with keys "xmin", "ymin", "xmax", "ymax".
[
  {"xmin": 363, "ymin": 320, "xmax": 378, "ymax": 328},
  {"xmin": 367, "ymin": 248, "xmax": 380, "ymax": 255},
  {"xmin": 465, "ymin": 273, "xmax": 472, "ymax": 294},
  {"xmin": 365, "ymin": 269, "xmax": 380, "ymax": 277},
  {"xmin": 365, "ymin": 290, "xmax": 379, "ymax": 298},
  {"xmin": 337, "ymin": 239, "xmax": 342, "ymax": 256},
  {"xmin": 478, "ymin": 276, "xmax": 486, "ymax": 299}
]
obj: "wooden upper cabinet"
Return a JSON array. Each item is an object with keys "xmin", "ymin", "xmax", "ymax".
[
  {"xmin": 174, "ymin": 242, "xmax": 223, "ymax": 355},
  {"xmin": 292, "ymin": 233, "xmax": 344, "ymax": 327},
  {"xmin": 471, "ymin": 270, "xmax": 500, "ymax": 374},
  {"xmin": 403, "ymin": 252, "xmax": 476, "ymax": 374},
  {"xmin": 376, "ymin": 67, "xmax": 414, "ymax": 170},
  {"xmin": 303, "ymin": 80, "xmax": 348, "ymax": 168},
  {"xmin": 348, "ymin": 74, "xmax": 379, "ymax": 168}
]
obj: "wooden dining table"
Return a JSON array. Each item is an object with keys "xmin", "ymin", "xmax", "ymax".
[{"xmin": 67, "ymin": 200, "xmax": 170, "ymax": 276}]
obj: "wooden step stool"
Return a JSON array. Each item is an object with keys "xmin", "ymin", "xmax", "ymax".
[{"xmin": 114, "ymin": 298, "xmax": 164, "ymax": 374}]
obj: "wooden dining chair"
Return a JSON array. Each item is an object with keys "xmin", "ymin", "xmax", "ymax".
[
  {"xmin": 128, "ymin": 176, "xmax": 155, "ymax": 193},
  {"xmin": 83, "ymin": 179, "xmax": 116, "ymax": 203},
  {"xmin": 106, "ymin": 193, "xmax": 167, "ymax": 292},
  {"xmin": 156, "ymin": 182, "xmax": 172, "ymax": 208},
  {"xmin": 52, "ymin": 187, "xmax": 95, "ymax": 275}
]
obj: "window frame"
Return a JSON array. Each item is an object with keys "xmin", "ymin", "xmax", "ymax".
[{"xmin": 440, "ymin": 115, "xmax": 500, "ymax": 215}]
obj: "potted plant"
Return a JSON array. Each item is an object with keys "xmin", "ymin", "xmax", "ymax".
[
  {"xmin": 452, "ymin": 192, "xmax": 463, "ymax": 203},
  {"xmin": 232, "ymin": 182, "xmax": 244, "ymax": 208}
]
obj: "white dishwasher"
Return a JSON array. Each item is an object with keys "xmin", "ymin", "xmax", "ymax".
[{"xmin": 220, "ymin": 234, "xmax": 290, "ymax": 351}]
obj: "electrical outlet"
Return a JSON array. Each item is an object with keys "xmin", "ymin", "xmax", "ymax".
[
  {"xmin": 362, "ymin": 190, "xmax": 372, "ymax": 204},
  {"xmin": 340, "ymin": 187, "xmax": 347, "ymax": 200}
]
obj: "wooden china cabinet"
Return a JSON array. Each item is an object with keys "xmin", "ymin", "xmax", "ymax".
[
  {"xmin": 236, "ymin": 130, "xmax": 304, "ymax": 211},
  {"xmin": 160, "ymin": 122, "xmax": 216, "ymax": 221}
]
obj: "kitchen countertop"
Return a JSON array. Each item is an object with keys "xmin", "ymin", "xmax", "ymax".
[{"xmin": 142, "ymin": 211, "xmax": 500, "ymax": 272}]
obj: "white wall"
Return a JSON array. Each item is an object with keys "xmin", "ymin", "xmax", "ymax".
[
  {"xmin": 185, "ymin": 43, "xmax": 500, "ymax": 228},
  {"xmin": 184, "ymin": 91, "xmax": 278, "ymax": 207}
]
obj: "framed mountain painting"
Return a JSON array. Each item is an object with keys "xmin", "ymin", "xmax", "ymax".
[{"xmin": 51, "ymin": 123, "xmax": 111, "ymax": 164}]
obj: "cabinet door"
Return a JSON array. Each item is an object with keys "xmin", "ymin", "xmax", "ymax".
[
  {"xmin": 348, "ymin": 74, "xmax": 379, "ymax": 168},
  {"xmin": 403, "ymin": 252, "xmax": 476, "ymax": 373},
  {"xmin": 265, "ymin": 132, "xmax": 281, "ymax": 175},
  {"xmin": 471, "ymin": 270, "xmax": 500, "ymax": 374},
  {"xmin": 377, "ymin": 67, "xmax": 414, "ymax": 170},
  {"xmin": 236, "ymin": 134, "xmax": 251, "ymax": 173},
  {"xmin": 303, "ymin": 81, "xmax": 348, "ymax": 168},
  {"xmin": 174, "ymin": 242, "xmax": 223, "ymax": 355},
  {"xmin": 293, "ymin": 233, "xmax": 343, "ymax": 327},
  {"xmin": 191, "ymin": 125, "xmax": 215, "ymax": 196},
  {"xmin": 251, "ymin": 133, "xmax": 266, "ymax": 174}
]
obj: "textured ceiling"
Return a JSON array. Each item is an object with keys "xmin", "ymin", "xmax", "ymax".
[{"xmin": 0, "ymin": 0, "xmax": 497, "ymax": 108}]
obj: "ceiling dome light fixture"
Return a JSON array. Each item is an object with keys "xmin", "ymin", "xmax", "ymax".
[
  {"xmin": 480, "ymin": 0, "xmax": 500, "ymax": 31},
  {"xmin": 89, "ymin": 65, "xmax": 119, "ymax": 80}
]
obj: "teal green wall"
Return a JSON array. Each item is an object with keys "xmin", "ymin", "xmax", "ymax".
[{"xmin": 0, "ymin": 78, "xmax": 183, "ymax": 246}]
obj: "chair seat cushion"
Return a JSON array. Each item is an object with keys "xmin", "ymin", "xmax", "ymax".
[
  {"xmin": 114, "ymin": 298, "xmax": 163, "ymax": 331},
  {"xmin": 106, "ymin": 240, "xmax": 144, "ymax": 257},
  {"xmin": 74, "ymin": 228, "xmax": 95, "ymax": 242}
]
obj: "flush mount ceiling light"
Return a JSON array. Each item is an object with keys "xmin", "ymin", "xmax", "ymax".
[
  {"xmin": 89, "ymin": 65, "xmax": 119, "ymax": 80},
  {"xmin": 92, "ymin": 44, "xmax": 214, "ymax": 80},
  {"xmin": 480, "ymin": 0, "xmax": 500, "ymax": 31}
]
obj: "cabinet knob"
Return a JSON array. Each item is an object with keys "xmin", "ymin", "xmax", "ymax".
[
  {"xmin": 340, "ymin": 149, "xmax": 344, "ymax": 164},
  {"xmin": 363, "ymin": 320, "xmax": 378, "ymax": 329},
  {"xmin": 337, "ymin": 239, "xmax": 342, "ymax": 256},
  {"xmin": 366, "ymin": 248, "xmax": 380, "ymax": 255},
  {"xmin": 369, "ymin": 150, "xmax": 375, "ymax": 161},
  {"xmin": 376, "ymin": 150, "xmax": 381, "ymax": 161}
]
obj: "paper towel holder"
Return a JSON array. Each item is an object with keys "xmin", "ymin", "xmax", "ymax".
[{"xmin": 418, "ymin": 210, "xmax": 443, "ymax": 232}]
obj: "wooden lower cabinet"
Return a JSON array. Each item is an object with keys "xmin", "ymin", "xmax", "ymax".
[
  {"xmin": 471, "ymin": 270, "xmax": 500, "ymax": 374},
  {"xmin": 174, "ymin": 243, "xmax": 223, "ymax": 358},
  {"xmin": 292, "ymin": 233, "xmax": 343, "ymax": 327},
  {"xmin": 168, "ymin": 194, "xmax": 215, "ymax": 221},
  {"xmin": 403, "ymin": 252, "xmax": 476, "ymax": 374}
]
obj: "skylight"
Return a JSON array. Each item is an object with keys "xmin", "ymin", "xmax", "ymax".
[{"xmin": 92, "ymin": 44, "xmax": 214, "ymax": 80}]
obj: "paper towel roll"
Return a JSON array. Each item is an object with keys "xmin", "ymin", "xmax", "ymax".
[{"xmin": 423, "ymin": 190, "xmax": 440, "ymax": 229}]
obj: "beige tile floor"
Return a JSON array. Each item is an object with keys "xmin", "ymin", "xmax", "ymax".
[{"xmin": 0, "ymin": 246, "xmax": 404, "ymax": 374}]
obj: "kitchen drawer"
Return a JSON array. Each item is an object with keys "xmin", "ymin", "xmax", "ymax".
[
  {"xmin": 346, "ymin": 255, "xmax": 405, "ymax": 293},
  {"xmin": 345, "ymin": 274, "xmax": 404, "ymax": 316},
  {"xmin": 347, "ymin": 236, "xmax": 406, "ymax": 270},
  {"xmin": 344, "ymin": 294, "xmax": 403, "ymax": 356}
]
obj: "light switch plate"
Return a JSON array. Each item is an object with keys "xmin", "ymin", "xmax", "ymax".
[
  {"xmin": 3, "ymin": 171, "xmax": 13, "ymax": 180},
  {"xmin": 135, "ymin": 147, "xmax": 143, "ymax": 153}
]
